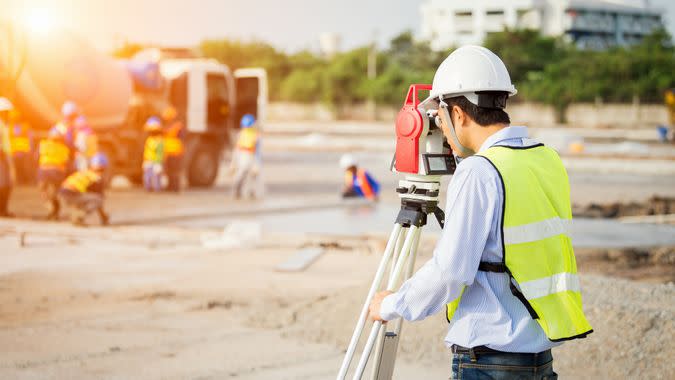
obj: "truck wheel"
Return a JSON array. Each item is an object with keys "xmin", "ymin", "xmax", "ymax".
[{"xmin": 187, "ymin": 144, "xmax": 220, "ymax": 187}]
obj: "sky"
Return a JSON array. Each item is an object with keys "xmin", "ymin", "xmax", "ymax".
[{"xmin": 3, "ymin": 0, "xmax": 675, "ymax": 53}]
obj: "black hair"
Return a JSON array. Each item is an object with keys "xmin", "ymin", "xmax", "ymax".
[{"xmin": 444, "ymin": 94, "xmax": 510, "ymax": 126}]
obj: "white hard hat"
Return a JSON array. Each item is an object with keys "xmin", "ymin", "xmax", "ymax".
[
  {"xmin": 0, "ymin": 97, "xmax": 14, "ymax": 112},
  {"xmin": 429, "ymin": 45, "xmax": 517, "ymax": 103},
  {"xmin": 61, "ymin": 101, "xmax": 79, "ymax": 118},
  {"xmin": 339, "ymin": 154, "xmax": 357, "ymax": 169}
]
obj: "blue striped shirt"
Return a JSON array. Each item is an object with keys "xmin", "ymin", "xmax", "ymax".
[{"xmin": 380, "ymin": 126, "xmax": 559, "ymax": 353}]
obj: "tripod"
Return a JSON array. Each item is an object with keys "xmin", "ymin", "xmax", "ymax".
[{"xmin": 337, "ymin": 175, "xmax": 444, "ymax": 380}]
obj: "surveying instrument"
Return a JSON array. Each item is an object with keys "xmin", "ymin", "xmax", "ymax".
[{"xmin": 337, "ymin": 84, "xmax": 456, "ymax": 380}]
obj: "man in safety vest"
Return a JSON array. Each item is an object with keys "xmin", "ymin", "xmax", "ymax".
[
  {"xmin": 229, "ymin": 114, "xmax": 262, "ymax": 199},
  {"xmin": 59, "ymin": 153, "xmax": 110, "ymax": 226},
  {"xmin": 7, "ymin": 109, "xmax": 35, "ymax": 184},
  {"xmin": 161, "ymin": 106, "xmax": 184, "ymax": 192},
  {"xmin": 38, "ymin": 127, "xmax": 71, "ymax": 220},
  {"xmin": 367, "ymin": 46, "xmax": 592, "ymax": 379},
  {"xmin": 54, "ymin": 101, "xmax": 79, "ymax": 148},
  {"xmin": 339, "ymin": 154, "xmax": 380, "ymax": 201},
  {"xmin": 73, "ymin": 116, "xmax": 99, "ymax": 171},
  {"xmin": 0, "ymin": 98, "xmax": 16, "ymax": 217},
  {"xmin": 142, "ymin": 116, "xmax": 164, "ymax": 192}
]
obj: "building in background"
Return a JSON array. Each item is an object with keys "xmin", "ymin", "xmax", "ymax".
[
  {"xmin": 420, "ymin": 0, "xmax": 663, "ymax": 50},
  {"xmin": 319, "ymin": 33, "xmax": 342, "ymax": 58}
]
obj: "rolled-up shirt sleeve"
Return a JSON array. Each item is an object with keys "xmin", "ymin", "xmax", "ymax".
[{"xmin": 379, "ymin": 157, "xmax": 500, "ymax": 322}]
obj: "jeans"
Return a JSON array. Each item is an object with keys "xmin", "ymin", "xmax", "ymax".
[
  {"xmin": 143, "ymin": 164, "xmax": 162, "ymax": 192},
  {"xmin": 450, "ymin": 349, "xmax": 557, "ymax": 380}
]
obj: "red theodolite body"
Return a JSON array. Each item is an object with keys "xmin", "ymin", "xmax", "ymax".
[{"xmin": 393, "ymin": 84, "xmax": 455, "ymax": 176}]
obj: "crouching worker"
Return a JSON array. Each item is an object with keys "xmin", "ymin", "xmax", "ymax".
[
  {"xmin": 59, "ymin": 153, "xmax": 110, "ymax": 226},
  {"xmin": 142, "ymin": 116, "xmax": 164, "ymax": 192},
  {"xmin": 339, "ymin": 154, "xmax": 380, "ymax": 201},
  {"xmin": 38, "ymin": 127, "xmax": 70, "ymax": 220}
]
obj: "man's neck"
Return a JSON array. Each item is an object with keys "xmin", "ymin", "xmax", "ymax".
[{"xmin": 469, "ymin": 123, "xmax": 509, "ymax": 152}]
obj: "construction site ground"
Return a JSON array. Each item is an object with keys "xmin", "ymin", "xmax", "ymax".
[{"xmin": 1, "ymin": 124, "xmax": 674, "ymax": 379}]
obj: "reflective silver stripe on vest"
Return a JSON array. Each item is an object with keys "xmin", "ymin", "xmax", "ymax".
[
  {"xmin": 519, "ymin": 272, "xmax": 581, "ymax": 300},
  {"xmin": 503, "ymin": 217, "xmax": 571, "ymax": 245}
]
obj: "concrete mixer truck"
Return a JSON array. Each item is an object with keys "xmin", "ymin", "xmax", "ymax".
[{"xmin": 1, "ymin": 24, "xmax": 267, "ymax": 187}]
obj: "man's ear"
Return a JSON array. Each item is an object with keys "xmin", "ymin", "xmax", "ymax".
[{"xmin": 451, "ymin": 105, "xmax": 468, "ymax": 127}]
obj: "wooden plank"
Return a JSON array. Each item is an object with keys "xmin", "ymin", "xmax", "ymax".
[{"xmin": 275, "ymin": 248, "xmax": 325, "ymax": 272}]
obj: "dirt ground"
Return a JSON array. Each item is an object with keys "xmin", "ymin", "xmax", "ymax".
[{"xmin": 1, "ymin": 126, "xmax": 675, "ymax": 379}]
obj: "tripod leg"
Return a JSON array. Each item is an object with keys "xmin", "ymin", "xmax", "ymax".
[
  {"xmin": 337, "ymin": 223, "xmax": 404, "ymax": 380},
  {"xmin": 352, "ymin": 226, "xmax": 420, "ymax": 380},
  {"xmin": 369, "ymin": 228, "xmax": 408, "ymax": 379},
  {"xmin": 372, "ymin": 227, "xmax": 422, "ymax": 380},
  {"xmin": 392, "ymin": 227, "xmax": 421, "ymax": 338}
]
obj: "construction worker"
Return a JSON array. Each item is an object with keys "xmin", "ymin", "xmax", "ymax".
[
  {"xmin": 58, "ymin": 153, "xmax": 109, "ymax": 226},
  {"xmin": 7, "ymin": 108, "xmax": 35, "ymax": 184},
  {"xmin": 161, "ymin": 106, "xmax": 184, "ymax": 192},
  {"xmin": 665, "ymin": 88, "xmax": 675, "ymax": 142},
  {"xmin": 73, "ymin": 116, "xmax": 99, "ymax": 171},
  {"xmin": 142, "ymin": 116, "xmax": 164, "ymax": 192},
  {"xmin": 339, "ymin": 154, "xmax": 380, "ymax": 201},
  {"xmin": 367, "ymin": 46, "xmax": 592, "ymax": 379},
  {"xmin": 38, "ymin": 127, "xmax": 71, "ymax": 220},
  {"xmin": 229, "ymin": 114, "xmax": 261, "ymax": 199},
  {"xmin": 0, "ymin": 97, "xmax": 15, "ymax": 217},
  {"xmin": 55, "ymin": 100, "xmax": 79, "ymax": 148}
]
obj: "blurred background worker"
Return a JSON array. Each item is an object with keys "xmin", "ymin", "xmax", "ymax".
[
  {"xmin": 38, "ymin": 127, "xmax": 71, "ymax": 220},
  {"xmin": 55, "ymin": 101, "xmax": 79, "ymax": 148},
  {"xmin": 665, "ymin": 88, "xmax": 675, "ymax": 142},
  {"xmin": 7, "ymin": 108, "xmax": 35, "ymax": 184},
  {"xmin": 73, "ymin": 116, "xmax": 99, "ymax": 171},
  {"xmin": 229, "ymin": 114, "xmax": 262, "ymax": 199},
  {"xmin": 339, "ymin": 154, "xmax": 380, "ymax": 201},
  {"xmin": 58, "ymin": 153, "xmax": 110, "ymax": 226},
  {"xmin": 142, "ymin": 116, "xmax": 164, "ymax": 192},
  {"xmin": 0, "ymin": 97, "xmax": 15, "ymax": 217},
  {"xmin": 161, "ymin": 106, "xmax": 185, "ymax": 192}
]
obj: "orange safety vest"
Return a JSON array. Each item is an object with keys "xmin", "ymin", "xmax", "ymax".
[
  {"xmin": 76, "ymin": 132, "xmax": 99, "ymax": 158},
  {"xmin": 164, "ymin": 122, "xmax": 184, "ymax": 156},
  {"xmin": 39, "ymin": 139, "xmax": 70, "ymax": 171},
  {"xmin": 345, "ymin": 169, "xmax": 375, "ymax": 200},
  {"xmin": 62, "ymin": 170, "xmax": 101, "ymax": 193},
  {"xmin": 236, "ymin": 129, "xmax": 259, "ymax": 152}
]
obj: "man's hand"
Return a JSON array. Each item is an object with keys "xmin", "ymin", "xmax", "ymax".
[{"xmin": 368, "ymin": 290, "xmax": 393, "ymax": 322}]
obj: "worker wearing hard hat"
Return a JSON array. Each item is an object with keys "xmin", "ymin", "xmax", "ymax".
[
  {"xmin": 55, "ymin": 101, "xmax": 79, "ymax": 148},
  {"xmin": 229, "ymin": 114, "xmax": 262, "ymax": 199},
  {"xmin": 7, "ymin": 109, "xmax": 35, "ymax": 184},
  {"xmin": 73, "ymin": 116, "xmax": 99, "ymax": 171},
  {"xmin": 38, "ymin": 127, "xmax": 71, "ymax": 220},
  {"xmin": 0, "ymin": 97, "xmax": 16, "ymax": 217},
  {"xmin": 142, "ymin": 116, "xmax": 164, "ymax": 192},
  {"xmin": 161, "ymin": 106, "xmax": 185, "ymax": 192},
  {"xmin": 340, "ymin": 154, "xmax": 380, "ymax": 201},
  {"xmin": 58, "ymin": 153, "xmax": 110, "ymax": 226},
  {"xmin": 367, "ymin": 46, "xmax": 592, "ymax": 378}
]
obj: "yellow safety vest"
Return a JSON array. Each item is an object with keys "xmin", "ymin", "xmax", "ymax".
[
  {"xmin": 39, "ymin": 140, "xmax": 70, "ymax": 171},
  {"xmin": 9, "ymin": 124, "xmax": 31, "ymax": 154},
  {"xmin": 143, "ymin": 135, "xmax": 164, "ymax": 163},
  {"xmin": 62, "ymin": 170, "xmax": 101, "ymax": 193},
  {"xmin": 236, "ymin": 129, "xmax": 258, "ymax": 152},
  {"xmin": 10, "ymin": 136, "xmax": 31, "ymax": 154},
  {"xmin": 446, "ymin": 144, "xmax": 593, "ymax": 342}
]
